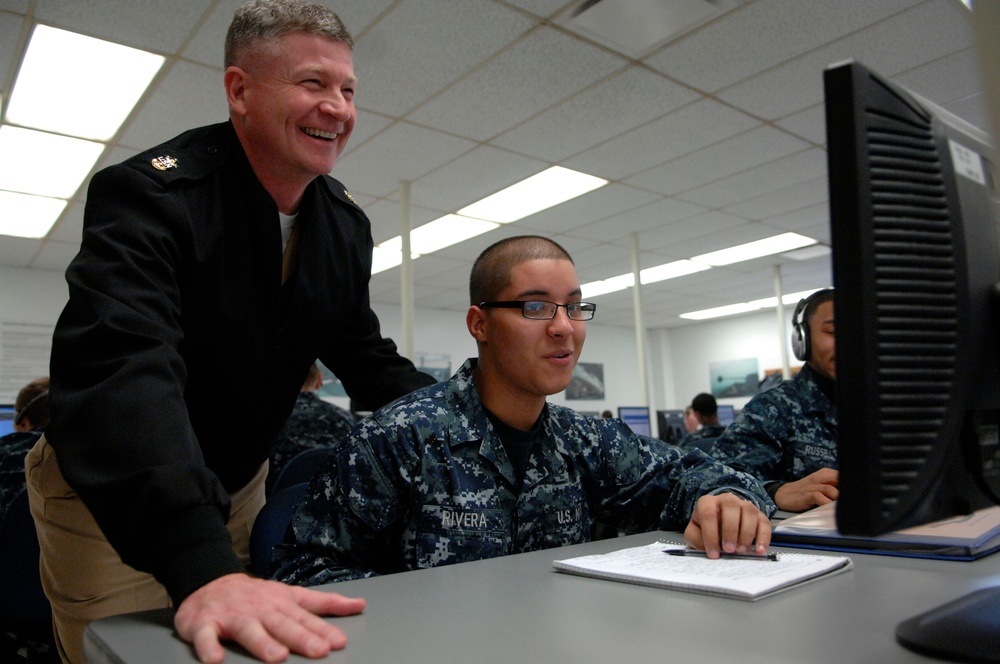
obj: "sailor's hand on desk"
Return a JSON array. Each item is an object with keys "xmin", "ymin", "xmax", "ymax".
[
  {"xmin": 173, "ymin": 572, "xmax": 366, "ymax": 664},
  {"xmin": 773, "ymin": 468, "xmax": 839, "ymax": 512},
  {"xmin": 683, "ymin": 493, "xmax": 771, "ymax": 558}
]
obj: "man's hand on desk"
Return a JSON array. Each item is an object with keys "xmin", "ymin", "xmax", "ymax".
[
  {"xmin": 173, "ymin": 572, "xmax": 366, "ymax": 664},
  {"xmin": 683, "ymin": 493, "xmax": 772, "ymax": 558},
  {"xmin": 773, "ymin": 468, "xmax": 839, "ymax": 512}
]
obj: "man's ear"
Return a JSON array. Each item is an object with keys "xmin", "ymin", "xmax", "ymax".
[
  {"xmin": 224, "ymin": 67, "xmax": 249, "ymax": 116},
  {"xmin": 467, "ymin": 306, "xmax": 488, "ymax": 342}
]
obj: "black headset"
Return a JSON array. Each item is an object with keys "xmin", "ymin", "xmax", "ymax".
[
  {"xmin": 790, "ymin": 289, "xmax": 834, "ymax": 362},
  {"xmin": 13, "ymin": 389, "xmax": 48, "ymax": 427}
]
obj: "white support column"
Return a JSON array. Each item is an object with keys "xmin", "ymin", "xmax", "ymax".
[
  {"xmin": 630, "ymin": 233, "xmax": 651, "ymax": 418},
  {"xmin": 774, "ymin": 264, "xmax": 791, "ymax": 379},
  {"xmin": 400, "ymin": 181, "xmax": 414, "ymax": 361}
]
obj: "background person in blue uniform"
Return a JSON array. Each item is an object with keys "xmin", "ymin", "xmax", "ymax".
[
  {"xmin": 680, "ymin": 393, "xmax": 727, "ymax": 448},
  {"xmin": 271, "ymin": 235, "xmax": 775, "ymax": 586},
  {"xmin": 708, "ymin": 289, "xmax": 839, "ymax": 512},
  {"xmin": 0, "ymin": 377, "xmax": 48, "ymax": 530},
  {"xmin": 267, "ymin": 362, "xmax": 355, "ymax": 496},
  {"xmin": 25, "ymin": 2, "xmax": 434, "ymax": 663}
]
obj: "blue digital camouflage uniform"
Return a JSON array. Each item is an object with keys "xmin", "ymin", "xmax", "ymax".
[
  {"xmin": 707, "ymin": 364, "xmax": 837, "ymax": 482},
  {"xmin": 0, "ymin": 429, "xmax": 42, "ymax": 528},
  {"xmin": 272, "ymin": 359, "xmax": 776, "ymax": 586},
  {"xmin": 267, "ymin": 392, "xmax": 355, "ymax": 495}
]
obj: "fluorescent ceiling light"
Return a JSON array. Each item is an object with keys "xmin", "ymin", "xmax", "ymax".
[
  {"xmin": 0, "ymin": 190, "xmax": 67, "ymax": 238},
  {"xmin": 408, "ymin": 215, "xmax": 498, "ymax": 254},
  {"xmin": 6, "ymin": 25, "xmax": 164, "ymax": 141},
  {"xmin": 691, "ymin": 232, "xmax": 817, "ymax": 266},
  {"xmin": 458, "ymin": 166, "xmax": 607, "ymax": 223},
  {"xmin": 371, "ymin": 245, "xmax": 404, "ymax": 274},
  {"xmin": 782, "ymin": 244, "xmax": 831, "ymax": 261},
  {"xmin": 582, "ymin": 273, "xmax": 635, "ymax": 298},
  {"xmin": 582, "ymin": 260, "xmax": 711, "ymax": 297},
  {"xmin": 640, "ymin": 259, "xmax": 711, "ymax": 284},
  {"xmin": 0, "ymin": 125, "xmax": 105, "ymax": 198},
  {"xmin": 747, "ymin": 289, "xmax": 829, "ymax": 309},
  {"xmin": 579, "ymin": 232, "xmax": 820, "ymax": 298},
  {"xmin": 681, "ymin": 287, "xmax": 832, "ymax": 321},
  {"xmin": 680, "ymin": 302, "xmax": 762, "ymax": 320},
  {"xmin": 371, "ymin": 215, "xmax": 498, "ymax": 274}
]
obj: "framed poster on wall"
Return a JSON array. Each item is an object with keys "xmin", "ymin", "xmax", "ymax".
[{"xmin": 709, "ymin": 358, "xmax": 759, "ymax": 398}]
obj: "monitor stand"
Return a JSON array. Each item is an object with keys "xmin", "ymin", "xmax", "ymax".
[{"xmin": 895, "ymin": 586, "xmax": 1000, "ymax": 662}]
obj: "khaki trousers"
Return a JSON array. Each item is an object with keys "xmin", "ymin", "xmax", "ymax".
[{"xmin": 25, "ymin": 435, "xmax": 267, "ymax": 664}]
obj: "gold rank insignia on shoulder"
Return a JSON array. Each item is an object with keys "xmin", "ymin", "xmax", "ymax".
[
  {"xmin": 151, "ymin": 155, "xmax": 178, "ymax": 171},
  {"xmin": 343, "ymin": 189, "xmax": 358, "ymax": 205}
]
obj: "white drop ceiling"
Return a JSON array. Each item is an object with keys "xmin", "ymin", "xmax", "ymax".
[{"xmin": 0, "ymin": 0, "xmax": 988, "ymax": 329}]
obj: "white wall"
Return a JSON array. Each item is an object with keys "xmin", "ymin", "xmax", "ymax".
[
  {"xmin": 0, "ymin": 266, "xmax": 67, "ymax": 323},
  {"xmin": 0, "ymin": 265, "xmax": 802, "ymax": 419}
]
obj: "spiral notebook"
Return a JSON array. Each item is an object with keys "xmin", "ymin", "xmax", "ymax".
[{"xmin": 552, "ymin": 541, "xmax": 852, "ymax": 601}]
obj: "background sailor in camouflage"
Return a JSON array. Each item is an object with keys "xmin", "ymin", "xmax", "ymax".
[
  {"xmin": 709, "ymin": 289, "xmax": 839, "ymax": 512},
  {"xmin": 272, "ymin": 235, "xmax": 775, "ymax": 586},
  {"xmin": 680, "ymin": 393, "xmax": 727, "ymax": 449},
  {"xmin": 0, "ymin": 377, "xmax": 49, "ymax": 529},
  {"xmin": 267, "ymin": 363, "xmax": 355, "ymax": 495}
]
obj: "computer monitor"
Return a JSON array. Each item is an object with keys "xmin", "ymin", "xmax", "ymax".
[
  {"xmin": 716, "ymin": 404, "xmax": 736, "ymax": 427},
  {"xmin": 824, "ymin": 59, "xmax": 1000, "ymax": 661},
  {"xmin": 655, "ymin": 409, "xmax": 686, "ymax": 444},
  {"xmin": 617, "ymin": 407, "xmax": 651, "ymax": 437},
  {"xmin": 0, "ymin": 405, "xmax": 15, "ymax": 437}
]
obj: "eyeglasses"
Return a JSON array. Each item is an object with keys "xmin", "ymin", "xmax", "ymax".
[{"xmin": 478, "ymin": 300, "xmax": 597, "ymax": 321}]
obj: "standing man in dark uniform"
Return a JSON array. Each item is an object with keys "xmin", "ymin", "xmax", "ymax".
[
  {"xmin": 25, "ymin": 2, "xmax": 434, "ymax": 663},
  {"xmin": 709, "ymin": 289, "xmax": 839, "ymax": 512}
]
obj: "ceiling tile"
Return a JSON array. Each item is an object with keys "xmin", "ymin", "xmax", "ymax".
[
  {"xmin": 407, "ymin": 25, "xmax": 625, "ymax": 141},
  {"xmin": 716, "ymin": 0, "xmax": 974, "ymax": 120},
  {"xmin": 492, "ymin": 64, "xmax": 699, "ymax": 161},
  {"xmin": 676, "ymin": 149, "xmax": 826, "ymax": 209},
  {"xmin": 721, "ymin": 177, "xmax": 828, "ymax": 221},
  {"xmin": 119, "ymin": 61, "xmax": 228, "ymax": 149},
  {"xmin": 333, "ymin": 121, "xmax": 477, "ymax": 199},
  {"xmin": 624, "ymin": 125, "xmax": 810, "ymax": 196},
  {"xmin": 353, "ymin": 0, "xmax": 534, "ymax": 117},
  {"xmin": 32, "ymin": 0, "xmax": 213, "ymax": 52},
  {"xmin": 405, "ymin": 145, "xmax": 547, "ymax": 213},
  {"xmin": 565, "ymin": 98, "xmax": 760, "ymax": 180},
  {"xmin": 644, "ymin": 0, "xmax": 921, "ymax": 92}
]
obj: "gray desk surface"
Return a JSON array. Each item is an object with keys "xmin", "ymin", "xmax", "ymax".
[{"xmin": 85, "ymin": 531, "xmax": 997, "ymax": 663}]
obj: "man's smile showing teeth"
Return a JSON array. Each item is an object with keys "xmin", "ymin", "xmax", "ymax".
[{"xmin": 302, "ymin": 127, "xmax": 338, "ymax": 140}]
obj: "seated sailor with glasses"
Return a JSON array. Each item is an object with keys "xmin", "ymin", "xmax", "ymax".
[{"xmin": 272, "ymin": 235, "xmax": 775, "ymax": 585}]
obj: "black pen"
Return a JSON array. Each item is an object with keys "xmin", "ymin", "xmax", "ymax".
[{"xmin": 664, "ymin": 548, "xmax": 779, "ymax": 561}]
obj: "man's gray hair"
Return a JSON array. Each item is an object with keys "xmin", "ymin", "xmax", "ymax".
[{"xmin": 225, "ymin": 0, "xmax": 353, "ymax": 69}]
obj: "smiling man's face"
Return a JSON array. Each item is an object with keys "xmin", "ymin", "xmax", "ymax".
[{"xmin": 227, "ymin": 31, "xmax": 357, "ymax": 190}]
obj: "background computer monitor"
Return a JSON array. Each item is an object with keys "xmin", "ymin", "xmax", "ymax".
[
  {"xmin": 825, "ymin": 59, "xmax": 1000, "ymax": 660},
  {"xmin": 655, "ymin": 409, "xmax": 686, "ymax": 443},
  {"xmin": 617, "ymin": 407, "xmax": 651, "ymax": 437},
  {"xmin": 0, "ymin": 405, "xmax": 16, "ymax": 437},
  {"xmin": 716, "ymin": 404, "xmax": 736, "ymax": 427}
]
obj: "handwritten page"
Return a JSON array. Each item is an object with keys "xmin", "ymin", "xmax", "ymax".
[{"xmin": 553, "ymin": 542, "xmax": 852, "ymax": 601}]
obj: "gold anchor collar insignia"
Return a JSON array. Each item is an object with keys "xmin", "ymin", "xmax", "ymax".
[
  {"xmin": 343, "ymin": 189, "xmax": 358, "ymax": 206},
  {"xmin": 151, "ymin": 155, "xmax": 178, "ymax": 171}
]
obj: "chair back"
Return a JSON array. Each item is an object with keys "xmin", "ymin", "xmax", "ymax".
[
  {"xmin": 0, "ymin": 489, "xmax": 52, "ymax": 635},
  {"xmin": 249, "ymin": 482, "xmax": 309, "ymax": 577},
  {"xmin": 271, "ymin": 447, "xmax": 333, "ymax": 495},
  {"xmin": 684, "ymin": 436, "xmax": 720, "ymax": 455}
]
